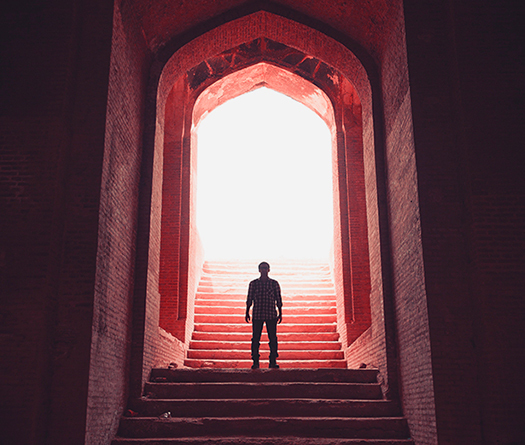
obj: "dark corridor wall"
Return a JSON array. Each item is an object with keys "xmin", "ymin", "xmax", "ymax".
[{"xmin": 0, "ymin": 1, "xmax": 523, "ymax": 444}]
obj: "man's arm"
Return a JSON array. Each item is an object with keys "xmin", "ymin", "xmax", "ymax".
[
  {"xmin": 275, "ymin": 280, "xmax": 283, "ymax": 324},
  {"xmin": 245, "ymin": 281, "xmax": 253, "ymax": 323},
  {"xmin": 245, "ymin": 301, "xmax": 251, "ymax": 323}
]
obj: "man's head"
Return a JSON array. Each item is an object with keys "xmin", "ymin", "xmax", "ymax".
[
  {"xmin": 258, "ymin": 262, "xmax": 270, "ymax": 279},
  {"xmin": 258, "ymin": 262, "xmax": 270, "ymax": 272}
]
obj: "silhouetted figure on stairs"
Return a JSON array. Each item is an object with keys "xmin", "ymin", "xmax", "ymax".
[{"xmin": 245, "ymin": 261, "xmax": 283, "ymax": 369}]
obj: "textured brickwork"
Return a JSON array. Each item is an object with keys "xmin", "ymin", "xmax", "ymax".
[
  {"xmin": 85, "ymin": 3, "xmax": 151, "ymax": 444},
  {"xmin": 153, "ymin": 327, "xmax": 186, "ymax": 368},
  {"xmin": 386, "ymin": 90, "xmax": 438, "ymax": 444},
  {"xmin": 159, "ymin": 79, "xmax": 186, "ymax": 337}
]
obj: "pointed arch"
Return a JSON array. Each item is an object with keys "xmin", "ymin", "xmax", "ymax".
[{"xmin": 131, "ymin": 9, "xmax": 396, "ymax": 403}]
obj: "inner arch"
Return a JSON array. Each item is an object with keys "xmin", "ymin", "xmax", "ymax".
[{"xmin": 196, "ymin": 86, "xmax": 333, "ymax": 261}]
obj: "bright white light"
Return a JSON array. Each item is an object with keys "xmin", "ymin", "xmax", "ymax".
[{"xmin": 196, "ymin": 87, "xmax": 333, "ymax": 262}]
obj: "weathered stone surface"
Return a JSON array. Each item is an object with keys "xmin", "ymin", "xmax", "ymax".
[{"xmin": 112, "ymin": 368, "xmax": 411, "ymax": 443}]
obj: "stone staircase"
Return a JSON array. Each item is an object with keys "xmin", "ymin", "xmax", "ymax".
[
  {"xmin": 111, "ymin": 262, "xmax": 414, "ymax": 444},
  {"xmin": 185, "ymin": 261, "xmax": 346, "ymax": 369},
  {"xmin": 112, "ymin": 368, "xmax": 414, "ymax": 444}
]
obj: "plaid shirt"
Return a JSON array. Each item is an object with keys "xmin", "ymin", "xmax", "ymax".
[{"xmin": 246, "ymin": 278, "xmax": 283, "ymax": 321}]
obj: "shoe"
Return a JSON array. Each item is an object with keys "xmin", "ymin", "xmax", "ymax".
[
  {"xmin": 269, "ymin": 360, "xmax": 279, "ymax": 369},
  {"xmin": 251, "ymin": 361, "xmax": 259, "ymax": 369}
]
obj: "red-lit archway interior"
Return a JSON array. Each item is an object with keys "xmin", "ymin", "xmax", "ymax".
[
  {"xmin": 159, "ymin": 39, "xmax": 372, "ymax": 347},
  {"xmin": 137, "ymin": 11, "xmax": 387, "ymax": 395}
]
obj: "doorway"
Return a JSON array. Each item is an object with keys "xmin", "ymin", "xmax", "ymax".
[{"xmin": 196, "ymin": 87, "xmax": 333, "ymax": 262}]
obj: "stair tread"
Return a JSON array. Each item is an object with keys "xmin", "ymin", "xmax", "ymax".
[
  {"xmin": 193, "ymin": 323, "xmax": 337, "ymax": 326},
  {"xmin": 182, "ymin": 360, "xmax": 348, "ymax": 369},
  {"xmin": 143, "ymin": 381, "xmax": 381, "ymax": 400},
  {"xmin": 192, "ymin": 324, "xmax": 338, "ymax": 333},
  {"xmin": 117, "ymin": 417, "xmax": 410, "ymax": 439},
  {"xmin": 150, "ymin": 368, "xmax": 377, "ymax": 382},
  {"xmin": 186, "ymin": 351, "xmax": 344, "ymax": 359},
  {"xmin": 147, "ymin": 382, "xmax": 379, "ymax": 387},
  {"xmin": 189, "ymin": 341, "xmax": 342, "ymax": 350},
  {"xmin": 191, "ymin": 332, "xmax": 340, "ymax": 339},
  {"xmin": 196, "ymin": 294, "xmax": 336, "ymax": 298},
  {"xmin": 134, "ymin": 398, "xmax": 400, "ymax": 417},
  {"xmin": 113, "ymin": 438, "xmax": 414, "ymax": 444},
  {"xmin": 118, "ymin": 415, "xmax": 409, "ymax": 421},
  {"xmin": 139, "ymin": 398, "xmax": 393, "ymax": 402}
]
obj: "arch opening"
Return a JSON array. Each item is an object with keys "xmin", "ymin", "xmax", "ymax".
[
  {"xmin": 158, "ymin": 46, "xmax": 372, "ymax": 359},
  {"xmin": 195, "ymin": 86, "xmax": 333, "ymax": 262}
]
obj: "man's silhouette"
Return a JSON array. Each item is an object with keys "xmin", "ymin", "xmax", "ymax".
[{"xmin": 245, "ymin": 261, "xmax": 283, "ymax": 369}]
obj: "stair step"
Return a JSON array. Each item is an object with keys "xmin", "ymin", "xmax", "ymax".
[
  {"xmin": 200, "ymin": 280, "xmax": 335, "ymax": 288},
  {"xmin": 195, "ymin": 299, "xmax": 336, "ymax": 307},
  {"xmin": 198, "ymin": 273, "xmax": 333, "ymax": 279},
  {"xmin": 199, "ymin": 276, "xmax": 334, "ymax": 293},
  {"xmin": 197, "ymin": 280, "xmax": 334, "ymax": 286},
  {"xmin": 186, "ymin": 349, "xmax": 344, "ymax": 360},
  {"xmin": 117, "ymin": 417, "xmax": 410, "ymax": 439},
  {"xmin": 133, "ymin": 398, "xmax": 400, "ymax": 418},
  {"xmin": 197, "ymin": 287, "xmax": 336, "ymax": 293},
  {"xmin": 201, "ymin": 270, "xmax": 332, "ymax": 276},
  {"xmin": 194, "ymin": 306, "xmax": 336, "ymax": 315},
  {"xmin": 189, "ymin": 341, "xmax": 342, "ymax": 350},
  {"xmin": 151, "ymin": 368, "xmax": 376, "ymax": 383},
  {"xmin": 196, "ymin": 293, "xmax": 336, "ymax": 300},
  {"xmin": 193, "ymin": 323, "xmax": 337, "ymax": 333},
  {"xmin": 190, "ymin": 332, "xmax": 340, "ymax": 342},
  {"xmin": 143, "ymin": 382, "xmax": 381, "ymax": 400},
  {"xmin": 203, "ymin": 262, "xmax": 331, "ymax": 271},
  {"xmin": 183, "ymin": 359, "xmax": 348, "ymax": 369},
  {"xmin": 113, "ymin": 438, "xmax": 414, "ymax": 445},
  {"xmin": 194, "ymin": 314, "xmax": 336, "ymax": 324}
]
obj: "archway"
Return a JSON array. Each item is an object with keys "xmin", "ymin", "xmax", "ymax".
[
  {"xmin": 88, "ymin": 3, "xmax": 440, "ymax": 443},
  {"xmin": 195, "ymin": 86, "xmax": 333, "ymax": 262},
  {"xmin": 130, "ymin": 10, "xmax": 396, "ymax": 404},
  {"xmin": 158, "ymin": 50, "xmax": 373, "ymax": 347}
]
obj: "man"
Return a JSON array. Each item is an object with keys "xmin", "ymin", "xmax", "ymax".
[{"xmin": 245, "ymin": 261, "xmax": 283, "ymax": 369}]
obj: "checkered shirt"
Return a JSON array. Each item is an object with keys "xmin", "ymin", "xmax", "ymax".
[{"xmin": 246, "ymin": 278, "xmax": 283, "ymax": 321}]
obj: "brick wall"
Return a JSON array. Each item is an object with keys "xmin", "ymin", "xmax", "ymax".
[
  {"xmin": 153, "ymin": 327, "xmax": 186, "ymax": 368},
  {"xmin": 85, "ymin": 2, "xmax": 151, "ymax": 443},
  {"xmin": 159, "ymin": 78, "xmax": 186, "ymax": 338}
]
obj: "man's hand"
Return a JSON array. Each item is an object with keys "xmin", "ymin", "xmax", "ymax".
[
  {"xmin": 245, "ymin": 312, "xmax": 251, "ymax": 323},
  {"xmin": 277, "ymin": 309, "xmax": 282, "ymax": 324}
]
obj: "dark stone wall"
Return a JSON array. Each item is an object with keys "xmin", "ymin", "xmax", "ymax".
[
  {"xmin": 0, "ymin": 0, "xmax": 114, "ymax": 443},
  {"xmin": 404, "ymin": 0, "xmax": 524, "ymax": 442}
]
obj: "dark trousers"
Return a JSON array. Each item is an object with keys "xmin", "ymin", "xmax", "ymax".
[{"xmin": 251, "ymin": 319, "xmax": 278, "ymax": 361}]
